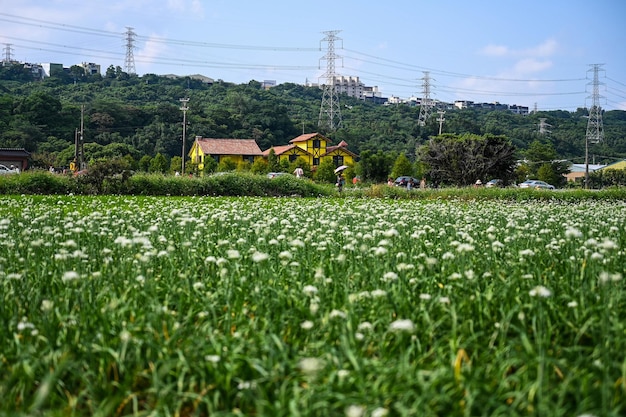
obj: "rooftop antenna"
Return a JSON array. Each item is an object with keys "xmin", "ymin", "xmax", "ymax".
[
  {"xmin": 124, "ymin": 27, "xmax": 137, "ymax": 74},
  {"xmin": 318, "ymin": 30, "xmax": 343, "ymax": 132}
]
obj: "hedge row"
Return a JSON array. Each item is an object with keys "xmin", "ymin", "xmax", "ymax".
[
  {"xmin": 2, "ymin": 171, "xmax": 625, "ymax": 200},
  {"xmin": 0, "ymin": 171, "xmax": 334, "ymax": 198}
]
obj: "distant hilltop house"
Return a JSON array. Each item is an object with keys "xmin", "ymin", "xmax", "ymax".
[{"xmin": 189, "ymin": 133, "xmax": 358, "ymax": 173}]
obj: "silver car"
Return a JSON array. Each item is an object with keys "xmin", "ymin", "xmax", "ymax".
[
  {"xmin": 519, "ymin": 180, "xmax": 555, "ymax": 190},
  {"xmin": 0, "ymin": 164, "xmax": 18, "ymax": 175}
]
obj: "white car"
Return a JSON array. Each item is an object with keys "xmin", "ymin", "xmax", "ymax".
[
  {"xmin": 0, "ymin": 164, "xmax": 18, "ymax": 175},
  {"xmin": 519, "ymin": 180, "xmax": 555, "ymax": 190}
]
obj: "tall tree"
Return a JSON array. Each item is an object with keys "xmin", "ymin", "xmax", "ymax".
[{"xmin": 418, "ymin": 134, "xmax": 517, "ymax": 186}]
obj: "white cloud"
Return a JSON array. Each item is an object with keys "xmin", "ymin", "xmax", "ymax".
[
  {"xmin": 136, "ymin": 34, "xmax": 170, "ymax": 74},
  {"xmin": 481, "ymin": 44, "xmax": 509, "ymax": 57},
  {"xmin": 512, "ymin": 58, "xmax": 553, "ymax": 76},
  {"xmin": 480, "ymin": 38, "xmax": 559, "ymax": 59}
]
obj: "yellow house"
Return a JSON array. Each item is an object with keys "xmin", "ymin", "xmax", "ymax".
[
  {"xmin": 188, "ymin": 136, "xmax": 263, "ymax": 171},
  {"xmin": 261, "ymin": 144, "xmax": 312, "ymax": 165},
  {"xmin": 286, "ymin": 133, "xmax": 358, "ymax": 168}
]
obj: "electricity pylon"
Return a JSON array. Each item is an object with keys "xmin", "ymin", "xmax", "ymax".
[
  {"xmin": 318, "ymin": 30, "xmax": 343, "ymax": 132},
  {"xmin": 584, "ymin": 63, "xmax": 605, "ymax": 188},
  {"xmin": 418, "ymin": 71, "xmax": 435, "ymax": 126},
  {"xmin": 124, "ymin": 27, "xmax": 137, "ymax": 74}
]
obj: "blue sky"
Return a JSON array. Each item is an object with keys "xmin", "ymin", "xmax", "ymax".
[{"xmin": 1, "ymin": 0, "xmax": 625, "ymax": 111}]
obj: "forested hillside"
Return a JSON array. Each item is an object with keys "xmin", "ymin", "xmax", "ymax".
[{"xmin": 1, "ymin": 65, "xmax": 625, "ymax": 170}]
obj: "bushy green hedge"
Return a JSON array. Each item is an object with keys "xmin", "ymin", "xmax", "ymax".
[
  {"xmin": 0, "ymin": 171, "xmax": 333, "ymax": 197},
  {"xmin": 2, "ymin": 171, "xmax": 626, "ymax": 200}
]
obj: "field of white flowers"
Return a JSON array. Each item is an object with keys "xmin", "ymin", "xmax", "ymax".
[{"xmin": 1, "ymin": 195, "xmax": 625, "ymax": 416}]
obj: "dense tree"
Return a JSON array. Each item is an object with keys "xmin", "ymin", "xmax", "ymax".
[
  {"xmin": 418, "ymin": 134, "xmax": 517, "ymax": 186},
  {"xmin": 390, "ymin": 153, "xmax": 414, "ymax": 179},
  {"xmin": 149, "ymin": 153, "xmax": 169, "ymax": 173},
  {"xmin": 521, "ymin": 139, "xmax": 569, "ymax": 186}
]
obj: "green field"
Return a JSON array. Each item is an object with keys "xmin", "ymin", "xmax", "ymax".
[{"xmin": 1, "ymin": 195, "xmax": 625, "ymax": 416}]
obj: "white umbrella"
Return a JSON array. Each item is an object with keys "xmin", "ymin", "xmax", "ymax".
[{"xmin": 334, "ymin": 165, "xmax": 348, "ymax": 174}]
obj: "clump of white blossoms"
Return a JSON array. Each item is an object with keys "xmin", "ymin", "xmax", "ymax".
[
  {"xmin": 389, "ymin": 319, "xmax": 415, "ymax": 333},
  {"xmin": 204, "ymin": 355, "xmax": 221, "ymax": 363},
  {"xmin": 62, "ymin": 271, "xmax": 80, "ymax": 282},
  {"xmin": 599, "ymin": 271, "xmax": 623, "ymax": 284},
  {"xmin": 251, "ymin": 251, "xmax": 269, "ymax": 263},
  {"xmin": 345, "ymin": 404, "xmax": 366, "ymax": 417},
  {"xmin": 529, "ymin": 285, "xmax": 552, "ymax": 298},
  {"xmin": 519, "ymin": 249, "xmax": 535, "ymax": 257},
  {"xmin": 329, "ymin": 309, "xmax": 347, "ymax": 320},
  {"xmin": 298, "ymin": 357, "xmax": 325, "ymax": 375},
  {"xmin": 382, "ymin": 271, "xmax": 398, "ymax": 282},
  {"xmin": 226, "ymin": 249, "xmax": 240, "ymax": 259},
  {"xmin": 300, "ymin": 320, "xmax": 314, "ymax": 330},
  {"xmin": 302, "ymin": 285, "xmax": 318, "ymax": 296},
  {"xmin": 565, "ymin": 227, "xmax": 583, "ymax": 239}
]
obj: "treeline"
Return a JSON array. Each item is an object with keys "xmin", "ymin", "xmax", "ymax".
[{"xmin": 1, "ymin": 64, "xmax": 625, "ymax": 174}]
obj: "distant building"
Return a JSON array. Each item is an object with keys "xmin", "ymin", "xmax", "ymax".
[
  {"xmin": 23, "ymin": 63, "xmax": 45, "ymax": 80},
  {"xmin": 262, "ymin": 80, "xmax": 277, "ymax": 89},
  {"xmin": 565, "ymin": 163, "xmax": 606, "ymax": 182},
  {"xmin": 81, "ymin": 62, "xmax": 101, "ymax": 75},
  {"xmin": 41, "ymin": 63, "xmax": 64, "ymax": 77}
]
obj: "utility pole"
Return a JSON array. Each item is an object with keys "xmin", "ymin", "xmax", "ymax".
[
  {"xmin": 74, "ymin": 105, "xmax": 85, "ymax": 171},
  {"xmin": 584, "ymin": 63, "xmax": 604, "ymax": 189},
  {"xmin": 436, "ymin": 110, "xmax": 446, "ymax": 135},
  {"xmin": 318, "ymin": 30, "xmax": 343, "ymax": 132},
  {"xmin": 418, "ymin": 71, "xmax": 434, "ymax": 126},
  {"xmin": 180, "ymin": 98, "xmax": 189, "ymax": 174},
  {"xmin": 124, "ymin": 27, "xmax": 137, "ymax": 74}
]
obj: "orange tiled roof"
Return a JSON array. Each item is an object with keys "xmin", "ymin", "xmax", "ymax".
[
  {"xmin": 262, "ymin": 144, "xmax": 313, "ymax": 157},
  {"xmin": 196, "ymin": 138, "xmax": 263, "ymax": 155},
  {"xmin": 262, "ymin": 145, "xmax": 294, "ymax": 156},
  {"xmin": 289, "ymin": 133, "xmax": 323, "ymax": 144}
]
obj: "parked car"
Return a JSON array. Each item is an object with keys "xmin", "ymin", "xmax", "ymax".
[
  {"xmin": 394, "ymin": 176, "xmax": 420, "ymax": 187},
  {"xmin": 519, "ymin": 180, "xmax": 555, "ymax": 190},
  {"xmin": 0, "ymin": 164, "xmax": 18, "ymax": 175},
  {"xmin": 267, "ymin": 172, "xmax": 291, "ymax": 179},
  {"xmin": 485, "ymin": 179, "xmax": 504, "ymax": 188}
]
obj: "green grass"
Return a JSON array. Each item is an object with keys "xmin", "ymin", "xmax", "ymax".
[{"xmin": 0, "ymin": 195, "xmax": 625, "ymax": 416}]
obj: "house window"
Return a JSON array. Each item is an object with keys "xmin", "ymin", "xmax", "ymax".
[
  {"xmin": 289, "ymin": 154, "xmax": 298, "ymax": 162},
  {"xmin": 333, "ymin": 155, "xmax": 344, "ymax": 167},
  {"xmin": 313, "ymin": 139, "xmax": 321, "ymax": 149},
  {"xmin": 243, "ymin": 155, "xmax": 255, "ymax": 164},
  {"xmin": 313, "ymin": 157, "xmax": 320, "ymax": 166}
]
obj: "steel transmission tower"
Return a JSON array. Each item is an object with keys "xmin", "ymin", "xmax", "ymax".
[
  {"xmin": 585, "ymin": 64, "xmax": 604, "ymax": 145},
  {"xmin": 3, "ymin": 43, "xmax": 14, "ymax": 63},
  {"xmin": 584, "ymin": 64, "xmax": 605, "ymax": 188},
  {"xmin": 318, "ymin": 30, "xmax": 343, "ymax": 132},
  {"xmin": 124, "ymin": 27, "xmax": 137, "ymax": 74},
  {"xmin": 538, "ymin": 118, "xmax": 551, "ymax": 135},
  {"xmin": 418, "ymin": 71, "xmax": 435, "ymax": 126}
]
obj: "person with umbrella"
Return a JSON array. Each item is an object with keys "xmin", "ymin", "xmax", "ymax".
[{"xmin": 334, "ymin": 165, "xmax": 347, "ymax": 192}]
